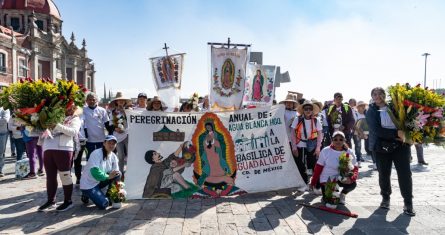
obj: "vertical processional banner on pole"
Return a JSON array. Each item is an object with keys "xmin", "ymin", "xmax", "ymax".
[
  {"xmin": 150, "ymin": 53, "xmax": 185, "ymax": 90},
  {"xmin": 243, "ymin": 64, "xmax": 277, "ymax": 107},
  {"xmin": 150, "ymin": 53, "xmax": 185, "ymax": 110},
  {"xmin": 210, "ymin": 46, "xmax": 248, "ymax": 110}
]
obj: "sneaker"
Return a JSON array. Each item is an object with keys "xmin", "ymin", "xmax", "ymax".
[
  {"xmin": 22, "ymin": 173, "xmax": 37, "ymax": 180},
  {"xmin": 56, "ymin": 201, "xmax": 73, "ymax": 212},
  {"xmin": 339, "ymin": 193, "xmax": 346, "ymax": 205},
  {"xmin": 81, "ymin": 195, "xmax": 89, "ymax": 204},
  {"xmin": 38, "ymin": 201, "xmax": 56, "ymax": 212},
  {"xmin": 418, "ymin": 161, "xmax": 429, "ymax": 166},
  {"xmin": 306, "ymin": 169, "xmax": 313, "ymax": 176},
  {"xmin": 37, "ymin": 170, "xmax": 45, "ymax": 176},
  {"xmin": 380, "ymin": 198, "xmax": 390, "ymax": 209},
  {"xmin": 313, "ymin": 188, "xmax": 323, "ymax": 195},
  {"xmin": 403, "ymin": 205, "xmax": 416, "ymax": 216}
]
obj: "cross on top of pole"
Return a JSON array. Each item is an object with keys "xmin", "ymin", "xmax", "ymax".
[{"xmin": 163, "ymin": 43, "xmax": 169, "ymax": 57}]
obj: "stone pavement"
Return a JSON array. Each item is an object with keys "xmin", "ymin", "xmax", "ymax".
[{"xmin": 1, "ymin": 143, "xmax": 445, "ymax": 235}]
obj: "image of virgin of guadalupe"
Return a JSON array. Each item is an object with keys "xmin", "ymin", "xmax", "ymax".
[
  {"xmin": 192, "ymin": 119, "xmax": 246, "ymax": 198},
  {"xmin": 221, "ymin": 59, "xmax": 235, "ymax": 90},
  {"xmin": 252, "ymin": 69, "xmax": 264, "ymax": 101}
]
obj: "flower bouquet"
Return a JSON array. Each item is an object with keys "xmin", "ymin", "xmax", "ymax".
[
  {"xmin": 387, "ymin": 83, "xmax": 445, "ymax": 145},
  {"xmin": 108, "ymin": 181, "xmax": 126, "ymax": 208},
  {"xmin": 323, "ymin": 177, "xmax": 340, "ymax": 209},
  {"xmin": 337, "ymin": 152, "xmax": 354, "ymax": 183},
  {"xmin": 189, "ymin": 93, "xmax": 200, "ymax": 112},
  {"xmin": 0, "ymin": 78, "xmax": 87, "ymax": 132},
  {"xmin": 330, "ymin": 110, "xmax": 342, "ymax": 131},
  {"xmin": 182, "ymin": 141, "xmax": 196, "ymax": 163},
  {"xmin": 112, "ymin": 112, "xmax": 126, "ymax": 131}
]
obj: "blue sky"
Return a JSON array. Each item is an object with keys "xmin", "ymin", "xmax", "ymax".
[{"xmin": 54, "ymin": 0, "xmax": 445, "ymax": 103}]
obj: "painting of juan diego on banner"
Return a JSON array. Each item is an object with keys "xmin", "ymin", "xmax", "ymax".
[{"xmin": 124, "ymin": 106, "xmax": 306, "ymax": 199}]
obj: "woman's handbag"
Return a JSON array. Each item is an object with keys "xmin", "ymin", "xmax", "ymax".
[{"xmin": 375, "ymin": 139, "xmax": 401, "ymax": 154}]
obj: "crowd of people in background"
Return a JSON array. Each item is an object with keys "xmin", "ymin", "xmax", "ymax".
[{"xmin": 0, "ymin": 88, "xmax": 424, "ymax": 216}]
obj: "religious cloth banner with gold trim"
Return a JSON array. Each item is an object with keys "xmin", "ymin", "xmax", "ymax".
[
  {"xmin": 125, "ymin": 105, "xmax": 305, "ymax": 199},
  {"xmin": 150, "ymin": 53, "xmax": 185, "ymax": 90},
  {"xmin": 209, "ymin": 47, "xmax": 247, "ymax": 110},
  {"xmin": 243, "ymin": 64, "xmax": 277, "ymax": 107}
]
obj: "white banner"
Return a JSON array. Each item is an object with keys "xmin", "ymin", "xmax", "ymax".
[
  {"xmin": 150, "ymin": 53, "xmax": 185, "ymax": 90},
  {"xmin": 209, "ymin": 47, "xmax": 247, "ymax": 110},
  {"xmin": 125, "ymin": 105, "xmax": 305, "ymax": 199},
  {"xmin": 243, "ymin": 64, "xmax": 277, "ymax": 107}
]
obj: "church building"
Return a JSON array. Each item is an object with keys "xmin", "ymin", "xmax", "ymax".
[{"xmin": 0, "ymin": 0, "xmax": 95, "ymax": 91}]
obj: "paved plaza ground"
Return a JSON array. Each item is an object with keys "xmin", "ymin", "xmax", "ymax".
[{"xmin": 0, "ymin": 143, "xmax": 444, "ymax": 235}]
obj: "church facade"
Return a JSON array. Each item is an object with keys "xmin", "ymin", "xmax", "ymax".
[{"xmin": 0, "ymin": 0, "xmax": 95, "ymax": 91}]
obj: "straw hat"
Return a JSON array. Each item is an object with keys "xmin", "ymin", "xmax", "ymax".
[
  {"xmin": 148, "ymin": 96, "xmax": 166, "ymax": 110},
  {"xmin": 280, "ymin": 93, "xmax": 299, "ymax": 108},
  {"xmin": 297, "ymin": 100, "xmax": 320, "ymax": 115},
  {"xmin": 356, "ymin": 101, "xmax": 368, "ymax": 108},
  {"xmin": 280, "ymin": 93, "xmax": 298, "ymax": 103},
  {"xmin": 110, "ymin": 92, "xmax": 132, "ymax": 106},
  {"xmin": 311, "ymin": 99, "xmax": 323, "ymax": 111}
]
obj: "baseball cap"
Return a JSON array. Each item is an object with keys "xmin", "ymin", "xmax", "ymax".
[
  {"xmin": 105, "ymin": 135, "xmax": 118, "ymax": 142},
  {"xmin": 332, "ymin": 131, "xmax": 345, "ymax": 139},
  {"xmin": 138, "ymin": 92, "xmax": 148, "ymax": 98},
  {"xmin": 334, "ymin": 92, "xmax": 343, "ymax": 98}
]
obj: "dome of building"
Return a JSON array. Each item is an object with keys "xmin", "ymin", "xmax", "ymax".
[{"xmin": 1, "ymin": 0, "xmax": 61, "ymax": 19}]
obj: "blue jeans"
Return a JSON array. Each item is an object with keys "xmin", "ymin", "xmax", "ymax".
[
  {"xmin": 9, "ymin": 131, "xmax": 16, "ymax": 155},
  {"xmin": 81, "ymin": 176, "xmax": 120, "ymax": 209},
  {"xmin": 14, "ymin": 138, "xmax": 26, "ymax": 161},
  {"xmin": 86, "ymin": 142, "xmax": 103, "ymax": 161},
  {"xmin": 353, "ymin": 135, "xmax": 362, "ymax": 161},
  {"xmin": 0, "ymin": 133, "xmax": 8, "ymax": 173}
]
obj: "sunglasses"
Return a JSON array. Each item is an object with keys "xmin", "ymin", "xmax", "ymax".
[
  {"xmin": 333, "ymin": 138, "xmax": 344, "ymax": 142},
  {"xmin": 304, "ymin": 108, "xmax": 313, "ymax": 111}
]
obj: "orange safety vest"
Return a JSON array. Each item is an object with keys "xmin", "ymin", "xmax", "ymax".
[{"xmin": 294, "ymin": 117, "xmax": 318, "ymax": 144}]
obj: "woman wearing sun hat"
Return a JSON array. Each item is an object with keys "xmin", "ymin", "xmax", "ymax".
[
  {"xmin": 290, "ymin": 100, "xmax": 323, "ymax": 184},
  {"xmin": 109, "ymin": 92, "xmax": 131, "ymax": 176},
  {"xmin": 280, "ymin": 93, "xmax": 299, "ymax": 148},
  {"xmin": 352, "ymin": 101, "xmax": 368, "ymax": 166},
  {"xmin": 148, "ymin": 96, "xmax": 165, "ymax": 111}
]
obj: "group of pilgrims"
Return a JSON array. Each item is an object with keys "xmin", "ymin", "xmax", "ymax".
[{"xmin": 0, "ymin": 87, "xmax": 418, "ymax": 216}]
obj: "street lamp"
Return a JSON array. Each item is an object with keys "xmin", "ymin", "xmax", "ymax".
[{"xmin": 422, "ymin": 53, "xmax": 430, "ymax": 88}]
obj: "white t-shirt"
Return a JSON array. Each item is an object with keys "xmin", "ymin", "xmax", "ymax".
[
  {"xmin": 83, "ymin": 106, "xmax": 110, "ymax": 143},
  {"xmin": 0, "ymin": 107, "xmax": 10, "ymax": 134},
  {"xmin": 320, "ymin": 109, "xmax": 328, "ymax": 127},
  {"xmin": 379, "ymin": 106, "xmax": 397, "ymax": 129},
  {"xmin": 291, "ymin": 117, "xmax": 322, "ymax": 148},
  {"xmin": 316, "ymin": 147, "xmax": 357, "ymax": 183},
  {"xmin": 80, "ymin": 148, "xmax": 119, "ymax": 190},
  {"xmin": 133, "ymin": 106, "xmax": 147, "ymax": 111}
]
